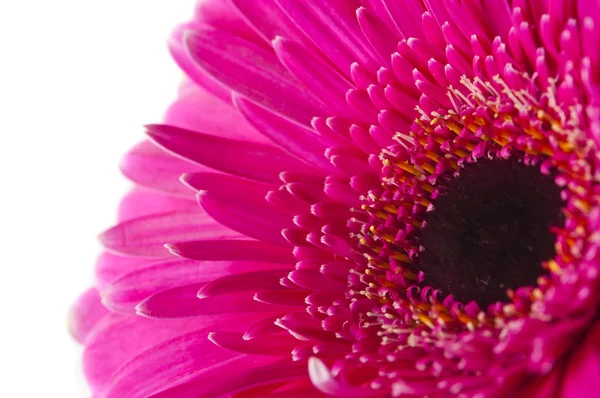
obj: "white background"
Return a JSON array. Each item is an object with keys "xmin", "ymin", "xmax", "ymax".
[{"xmin": 0, "ymin": 1, "xmax": 196, "ymax": 396}]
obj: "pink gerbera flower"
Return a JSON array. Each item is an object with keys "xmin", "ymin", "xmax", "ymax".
[{"xmin": 70, "ymin": 0, "xmax": 600, "ymax": 397}]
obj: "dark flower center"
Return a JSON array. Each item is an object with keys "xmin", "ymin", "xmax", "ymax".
[{"xmin": 419, "ymin": 158, "xmax": 564, "ymax": 307}]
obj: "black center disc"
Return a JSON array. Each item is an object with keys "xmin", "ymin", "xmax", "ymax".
[{"xmin": 418, "ymin": 158, "xmax": 564, "ymax": 307}]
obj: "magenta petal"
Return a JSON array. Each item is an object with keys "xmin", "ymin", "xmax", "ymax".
[
  {"xmin": 163, "ymin": 82, "xmax": 272, "ymax": 145},
  {"xmin": 167, "ymin": 239, "xmax": 295, "ymax": 263},
  {"xmin": 147, "ymin": 124, "xmax": 311, "ymax": 183},
  {"xmin": 198, "ymin": 269, "xmax": 291, "ymax": 297},
  {"xmin": 209, "ymin": 331, "xmax": 299, "ymax": 356},
  {"xmin": 276, "ymin": 0, "xmax": 376, "ymax": 75},
  {"xmin": 118, "ymin": 187, "xmax": 197, "ymax": 222},
  {"xmin": 136, "ymin": 288, "xmax": 288, "ymax": 319},
  {"xmin": 169, "ymin": 25, "xmax": 233, "ymax": 105},
  {"xmin": 103, "ymin": 328, "xmax": 254, "ymax": 398},
  {"xmin": 83, "ymin": 314, "xmax": 206, "ymax": 393},
  {"xmin": 99, "ymin": 210, "xmax": 241, "ymax": 258},
  {"xmin": 230, "ymin": 0, "xmax": 310, "ymax": 45},
  {"xmin": 308, "ymin": 357, "xmax": 374, "ymax": 397},
  {"xmin": 273, "ymin": 36, "xmax": 355, "ymax": 118},
  {"xmin": 255, "ymin": 290, "xmax": 308, "ymax": 308},
  {"xmin": 184, "ymin": 27, "xmax": 329, "ymax": 125},
  {"xmin": 150, "ymin": 358, "xmax": 307, "ymax": 398},
  {"xmin": 357, "ymin": 7, "xmax": 398, "ymax": 66},
  {"xmin": 101, "ymin": 259, "xmax": 274, "ymax": 313},
  {"xmin": 235, "ymin": 95, "xmax": 338, "ymax": 173},
  {"xmin": 181, "ymin": 171, "xmax": 275, "ymax": 200},
  {"xmin": 94, "ymin": 252, "xmax": 157, "ymax": 289},
  {"xmin": 561, "ymin": 321, "xmax": 600, "ymax": 398},
  {"xmin": 69, "ymin": 288, "xmax": 108, "ymax": 344},
  {"xmin": 198, "ymin": 191, "xmax": 292, "ymax": 246},
  {"xmin": 120, "ymin": 140, "xmax": 212, "ymax": 197}
]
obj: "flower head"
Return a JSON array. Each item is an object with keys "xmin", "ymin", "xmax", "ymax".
[{"xmin": 71, "ymin": 0, "xmax": 600, "ymax": 397}]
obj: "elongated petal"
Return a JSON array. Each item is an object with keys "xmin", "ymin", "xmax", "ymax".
[
  {"xmin": 83, "ymin": 314, "xmax": 206, "ymax": 393},
  {"xmin": 120, "ymin": 140, "xmax": 210, "ymax": 196},
  {"xmin": 164, "ymin": 83, "xmax": 272, "ymax": 145},
  {"xmin": 103, "ymin": 328, "xmax": 261, "ymax": 398},
  {"xmin": 167, "ymin": 239, "xmax": 295, "ymax": 263},
  {"xmin": 230, "ymin": 0, "xmax": 310, "ymax": 45},
  {"xmin": 209, "ymin": 331, "xmax": 299, "ymax": 356},
  {"xmin": 137, "ymin": 288, "xmax": 289, "ymax": 319},
  {"xmin": 99, "ymin": 210, "xmax": 241, "ymax": 258},
  {"xmin": 118, "ymin": 187, "xmax": 197, "ymax": 222},
  {"xmin": 101, "ymin": 259, "xmax": 282, "ymax": 313},
  {"xmin": 273, "ymin": 37, "xmax": 355, "ymax": 118},
  {"xmin": 69, "ymin": 288, "xmax": 109, "ymax": 344},
  {"xmin": 276, "ymin": 0, "xmax": 377, "ymax": 75},
  {"xmin": 184, "ymin": 27, "xmax": 329, "ymax": 125},
  {"xmin": 150, "ymin": 358, "xmax": 307, "ymax": 398},
  {"xmin": 308, "ymin": 357, "xmax": 374, "ymax": 397},
  {"xmin": 199, "ymin": 191, "xmax": 292, "ymax": 246},
  {"xmin": 235, "ymin": 96, "xmax": 337, "ymax": 173},
  {"xmin": 95, "ymin": 252, "xmax": 157, "ymax": 289},
  {"xmin": 146, "ymin": 124, "xmax": 310, "ymax": 183},
  {"xmin": 198, "ymin": 269, "xmax": 291, "ymax": 297},
  {"xmin": 181, "ymin": 171, "xmax": 275, "ymax": 200}
]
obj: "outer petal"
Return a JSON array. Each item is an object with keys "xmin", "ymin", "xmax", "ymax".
[
  {"xmin": 83, "ymin": 314, "xmax": 205, "ymax": 393},
  {"xmin": 164, "ymin": 82, "xmax": 273, "ymax": 145},
  {"xmin": 184, "ymin": 27, "xmax": 330, "ymax": 126},
  {"xmin": 94, "ymin": 252, "xmax": 157, "ymax": 289},
  {"xmin": 100, "ymin": 316, "xmax": 265, "ymax": 398},
  {"xmin": 150, "ymin": 358, "xmax": 307, "ymax": 398},
  {"xmin": 99, "ymin": 210, "xmax": 242, "ymax": 258},
  {"xmin": 117, "ymin": 187, "xmax": 197, "ymax": 222},
  {"xmin": 69, "ymin": 288, "xmax": 109, "ymax": 344},
  {"xmin": 120, "ymin": 140, "xmax": 211, "ymax": 197},
  {"xmin": 102, "ymin": 260, "xmax": 287, "ymax": 313},
  {"xmin": 146, "ymin": 124, "xmax": 313, "ymax": 184}
]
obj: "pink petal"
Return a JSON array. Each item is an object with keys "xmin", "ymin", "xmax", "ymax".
[
  {"xmin": 181, "ymin": 171, "xmax": 275, "ymax": 200},
  {"xmin": 308, "ymin": 357, "xmax": 375, "ymax": 397},
  {"xmin": 230, "ymin": 0, "xmax": 310, "ymax": 45},
  {"xmin": 94, "ymin": 252, "xmax": 157, "ymax": 289},
  {"xmin": 198, "ymin": 269, "xmax": 291, "ymax": 297},
  {"xmin": 357, "ymin": 7, "xmax": 398, "ymax": 66},
  {"xmin": 288, "ymin": 269, "xmax": 347, "ymax": 294},
  {"xmin": 255, "ymin": 290, "xmax": 309, "ymax": 308},
  {"xmin": 146, "ymin": 124, "xmax": 311, "ymax": 184},
  {"xmin": 150, "ymin": 358, "xmax": 307, "ymax": 398},
  {"xmin": 273, "ymin": 36, "xmax": 355, "ymax": 118},
  {"xmin": 102, "ymin": 259, "xmax": 281, "ymax": 313},
  {"xmin": 198, "ymin": 191, "xmax": 292, "ymax": 246},
  {"xmin": 83, "ymin": 314, "xmax": 206, "ymax": 393},
  {"xmin": 276, "ymin": 312, "xmax": 336, "ymax": 341},
  {"xmin": 208, "ymin": 330, "xmax": 299, "ymax": 355},
  {"xmin": 560, "ymin": 321, "xmax": 600, "ymax": 397},
  {"xmin": 103, "ymin": 329, "xmax": 259, "ymax": 398},
  {"xmin": 235, "ymin": 95, "xmax": 337, "ymax": 173},
  {"xmin": 169, "ymin": 25, "xmax": 233, "ymax": 106},
  {"xmin": 99, "ymin": 210, "xmax": 241, "ymax": 258},
  {"xmin": 120, "ymin": 140, "xmax": 210, "ymax": 197},
  {"xmin": 136, "ymin": 288, "xmax": 289, "ymax": 319},
  {"xmin": 276, "ymin": 0, "xmax": 377, "ymax": 75},
  {"xmin": 191, "ymin": 0, "xmax": 264, "ymax": 44},
  {"xmin": 117, "ymin": 187, "xmax": 197, "ymax": 222},
  {"xmin": 68, "ymin": 288, "xmax": 109, "ymax": 344},
  {"xmin": 164, "ymin": 82, "xmax": 273, "ymax": 145},
  {"xmin": 167, "ymin": 239, "xmax": 295, "ymax": 263},
  {"xmin": 184, "ymin": 27, "xmax": 329, "ymax": 126}
]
